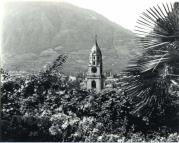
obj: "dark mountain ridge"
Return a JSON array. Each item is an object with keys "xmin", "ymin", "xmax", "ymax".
[{"xmin": 2, "ymin": 1, "xmax": 140, "ymax": 74}]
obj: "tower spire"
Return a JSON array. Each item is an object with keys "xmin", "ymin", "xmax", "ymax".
[
  {"xmin": 95, "ymin": 34, "xmax": 97, "ymax": 44},
  {"xmin": 94, "ymin": 34, "xmax": 100, "ymax": 50}
]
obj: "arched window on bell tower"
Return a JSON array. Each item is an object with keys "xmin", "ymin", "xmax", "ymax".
[
  {"xmin": 92, "ymin": 55, "xmax": 95, "ymax": 65},
  {"xmin": 91, "ymin": 80, "xmax": 96, "ymax": 88}
]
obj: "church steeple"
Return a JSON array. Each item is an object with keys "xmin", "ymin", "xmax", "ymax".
[
  {"xmin": 86, "ymin": 36, "xmax": 103, "ymax": 92},
  {"xmin": 89, "ymin": 35, "xmax": 102, "ymax": 65}
]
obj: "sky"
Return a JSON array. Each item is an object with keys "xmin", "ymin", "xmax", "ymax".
[{"xmin": 63, "ymin": 0, "xmax": 178, "ymax": 31}]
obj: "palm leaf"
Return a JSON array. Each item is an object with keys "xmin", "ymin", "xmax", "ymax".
[{"xmin": 122, "ymin": 2, "xmax": 179, "ymax": 117}]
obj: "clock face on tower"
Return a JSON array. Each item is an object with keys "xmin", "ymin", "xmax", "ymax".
[{"xmin": 91, "ymin": 67, "xmax": 97, "ymax": 73}]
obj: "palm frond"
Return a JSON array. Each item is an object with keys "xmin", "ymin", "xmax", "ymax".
[{"xmin": 122, "ymin": 2, "xmax": 179, "ymax": 117}]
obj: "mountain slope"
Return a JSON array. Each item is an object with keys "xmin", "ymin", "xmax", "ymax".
[{"xmin": 2, "ymin": 1, "xmax": 140, "ymax": 74}]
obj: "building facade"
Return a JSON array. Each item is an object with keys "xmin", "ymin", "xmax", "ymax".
[{"xmin": 86, "ymin": 37, "xmax": 103, "ymax": 92}]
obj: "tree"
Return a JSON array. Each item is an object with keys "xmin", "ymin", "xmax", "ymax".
[
  {"xmin": 122, "ymin": 2, "xmax": 179, "ymax": 129},
  {"xmin": 1, "ymin": 55, "xmax": 68, "ymax": 141}
]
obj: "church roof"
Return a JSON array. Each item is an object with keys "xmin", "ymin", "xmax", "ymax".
[{"xmin": 91, "ymin": 36, "xmax": 102, "ymax": 55}]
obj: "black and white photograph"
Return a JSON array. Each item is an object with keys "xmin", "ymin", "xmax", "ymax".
[{"xmin": 0, "ymin": 0, "xmax": 179, "ymax": 142}]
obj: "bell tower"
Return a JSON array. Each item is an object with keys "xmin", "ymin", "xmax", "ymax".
[{"xmin": 86, "ymin": 35, "xmax": 103, "ymax": 92}]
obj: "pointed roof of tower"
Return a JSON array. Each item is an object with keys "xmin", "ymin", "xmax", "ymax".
[{"xmin": 91, "ymin": 35, "xmax": 102, "ymax": 55}]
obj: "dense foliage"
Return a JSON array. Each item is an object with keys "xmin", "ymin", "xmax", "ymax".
[{"xmin": 1, "ymin": 66, "xmax": 179, "ymax": 141}]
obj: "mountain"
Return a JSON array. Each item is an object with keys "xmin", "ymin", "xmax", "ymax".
[{"xmin": 2, "ymin": 1, "xmax": 141, "ymax": 75}]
